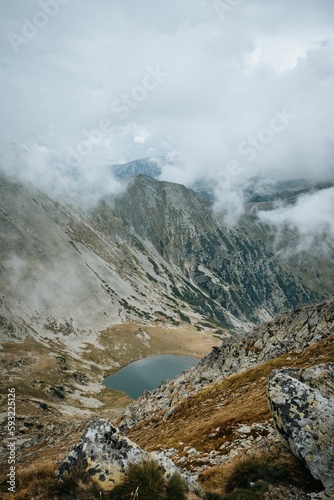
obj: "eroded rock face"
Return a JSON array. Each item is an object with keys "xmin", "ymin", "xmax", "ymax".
[
  {"xmin": 267, "ymin": 364, "xmax": 334, "ymax": 497},
  {"xmin": 57, "ymin": 419, "xmax": 201, "ymax": 493}
]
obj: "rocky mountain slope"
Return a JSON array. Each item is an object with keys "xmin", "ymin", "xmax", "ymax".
[
  {"xmin": 113, "ymin": 175, "xmax": 334, "ymax": 324},
  {"xmin": 2, "ymin": 300, "xmax": 333, "ymax": 499},
  {"xmin": 1, "ymin": 167, "xmax": 334, "ymax": 497},
  {"xmin": 0, "ymin": 174, "xmax": 201, "ymax": 345},
  {"xmin": 116, "ymin": 299, "xmax": 334, "ymax": 497},
  {"xmin": 1, "ymin": 171, "xmax": 333, "ymax": 347},
  {"xmin": 118, "ymin": 299, "xmax": 334, "ymax": 430}
]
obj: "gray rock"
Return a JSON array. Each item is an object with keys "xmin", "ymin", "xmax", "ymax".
[
  {"xmin": 163, "ymin": 406, "xmax": 177, "ymax": 421},
  {"xmin": 57, "ymin": 418, "xmax": 201, "ymax": 494},
  {"xmin": 267, "ymin": 364, "xmax": 334, "ymax": 496},
  {"xmin": 236, "ymin": 425, "xmax": 252, "ymax": 434}
]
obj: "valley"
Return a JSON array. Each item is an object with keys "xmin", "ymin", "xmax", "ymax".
[
  {"xmin": 0, "ymin": 169, "xmax": 333, "ymax": 498},
  {"xmin": 2, "ymin": 1, "xmax": 334, "ymax": 497}
]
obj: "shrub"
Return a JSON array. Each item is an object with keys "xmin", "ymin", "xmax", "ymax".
[
  {"xmin": 56, "ymin": 454, "xmax": 103, "ymax": 499},
  {"xmin": 204, "ymin": 479, "xmax": 267, "ymax": 500},
  {"xmin": 109, "ymin": 460, "xmax": 166, "ymax": 500},
  {"xmin": 57, "ymin": 457, "xmax": 90, "ymax": 494},
  {"xmin": 222, "ymin": 487, "xmax": 264, "ymax": 499},
  {"xmin": 223, "ymin": 452, "xmax": 323, "ymax": 496},
  {"xmin": 204, "ymin": 493, "xmax": 224, "ymax": 500},
  {"xmin": 166, "ymin": 472, "xmax": 188, "ymax": 500},
  {"xmin": 1, "ymin": 462, "xmax": 60, "ymax": 500},
  {"xmin": 202, "ymin": 452, "xmax": 323, "ymax": 500},
  {"xmin": 224, "ymin": 456, "xmax": 287, "ymax": 494},
  {"xmin": 109, "ymin": 460, "xmax": 189, "ymax": 500},
  {"xmin": 0, "ymin": 459, "xmax": 103, "ymax": 500},
  {"xmin": 58, "ymin": 459, "xmax": 102, "ymax": 500}
]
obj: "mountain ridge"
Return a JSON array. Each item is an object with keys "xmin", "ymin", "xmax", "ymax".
[{"xmin": 1, "ymin": 171, "xmax": 334, "ymax": 347}]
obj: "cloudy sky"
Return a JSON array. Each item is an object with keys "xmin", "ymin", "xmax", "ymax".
[{"xmin": 0, "ymin": 0, "xmax": 334, "ymax": 226}]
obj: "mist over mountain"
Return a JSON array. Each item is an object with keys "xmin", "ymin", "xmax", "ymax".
[
  {"xmin": 1, "ymin": 168, "xmax": 333, "ymax": 347},
  {"xmin": 1, "ymin": 2, "xmax": 334, "ymax": 495}
]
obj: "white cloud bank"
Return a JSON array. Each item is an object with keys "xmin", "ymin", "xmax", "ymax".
[
  {"xmin": 258, "ymin": 187, "xmax": 334, "ymax": 250},
  {"xmin": 0, "ymin": 0, "xmax": 333, "ymax": 213}
]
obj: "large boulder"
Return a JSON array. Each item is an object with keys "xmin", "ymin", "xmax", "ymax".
[
  {"xmin": 267, "ymin": 364, "xmax": 334, "ymax": 497},
  {"xmin": 57, "ymin": 418, "xmax": 201, "ymax": 494}
]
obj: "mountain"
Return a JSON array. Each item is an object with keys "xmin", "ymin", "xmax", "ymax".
[
  {"xmin": 113, "ymin": 174, "xmax": 334, "ymax": 320},
  {"xmin": 1, "ymin": 172, "xmax": 333, "ymax": 347},
  {"xmin": 0, "ymin": 173, "xmax": 212, "ymax": 346},
  {"xmin": 110, "ymin": 156, "xmax": 334, "ymax": 205},
  {"xmin": 111, "ymin": 157, "xmax": 163, "ymax": 180},
  {"xmin": 1, "ymin": 168, "xmax": 333, "ymax": 497}
]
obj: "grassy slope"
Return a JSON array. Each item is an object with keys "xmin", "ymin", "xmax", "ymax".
[
  {"xmin": 126, "ymin": 333, "xmax": 334, "ymax": 492},
  {"xmin": 0, "ymin": 322, "xmax": 215, "ymax": 470}
]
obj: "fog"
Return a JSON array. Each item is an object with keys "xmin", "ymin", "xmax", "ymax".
[{"xmin": 0, "ymin": 0, "xmax": 333, "ymax": 230}]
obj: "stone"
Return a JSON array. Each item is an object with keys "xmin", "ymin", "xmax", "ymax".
[
  {"xmin": 236, "ymin": 425, "xmax": 252, "ymax": 434},
  {"xmin": 163, "ymin": 406, "xmax": 177, "ymax": 421},
  {"xmin": 267, "ymin": 364, "xmax": 334, "ymax": 497},
  {"xmin": 57, "ymin": 419, "xmax": 201, "ymax": 494},
  {"xmin": 187, "ymin": 448, "xmax": 199, "ymax": 456},
  {"xmin": 134, "ymin": 328, "xmax": 151, "ymax": 342}
]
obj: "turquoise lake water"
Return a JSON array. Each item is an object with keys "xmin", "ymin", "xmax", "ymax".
[{"xmin": 103, "ymin": 354, "xmax": 200, "ymax": 399}]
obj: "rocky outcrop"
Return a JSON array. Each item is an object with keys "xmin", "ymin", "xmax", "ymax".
[
  {"xmin": 119, "ymin": 300, "xmax": 334, "ymax": 431},
  {"xmin": 267, "ymin": 364, "xmax": 334, "ymax": 497},
  {"xmin": 57, "ymin": 419, "xmax": 201, "ymax": 494},
  {"xmin": 197, "ymin": 300, "xmax": 334, "ymax": 382}
]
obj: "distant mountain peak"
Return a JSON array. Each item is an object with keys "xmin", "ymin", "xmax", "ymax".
[{"xmin": 111, "ymin": 157, "xmax": 164, "ymax": 180}]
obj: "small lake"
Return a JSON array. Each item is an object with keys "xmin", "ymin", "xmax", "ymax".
[{"xmin": 103, "ymin": 354, "xmax": 200, "ymax": 399}]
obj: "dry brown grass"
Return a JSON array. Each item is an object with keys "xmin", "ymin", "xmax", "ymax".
[
  {"xmin": 199, "ymin": 450, "xmax": 322, "ymax": 497},
  {"xmin": 0, "ymin": 459, "xmax": 106, "ymax": 499},
  {"xmin": 0, "ymin": 461, "xmax": 58, "ymax": 500},
  {"xmin": 95, "ymin": 322, "xmax": 216, "ymax": 376}
]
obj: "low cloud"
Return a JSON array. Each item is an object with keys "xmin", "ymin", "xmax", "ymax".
[
  {"xmin": 0, "ymin": 142, "xmax": 125, "ymax": 206},
  {"xmin": 258, "ymin": 187, "xmax": 334, "ymax": 251},
  {"xmin": 0, "ymin": 0, "xmax": 334, "ymax": 221}
]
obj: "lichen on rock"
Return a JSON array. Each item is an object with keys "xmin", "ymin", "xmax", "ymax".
[
  {"xmin": 57, "ymin": 418, "xmax": 201, "ymax": 494},
  {"xmin": 267, "ymin": 363, "xmax": 334, "ymax": 497}
]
